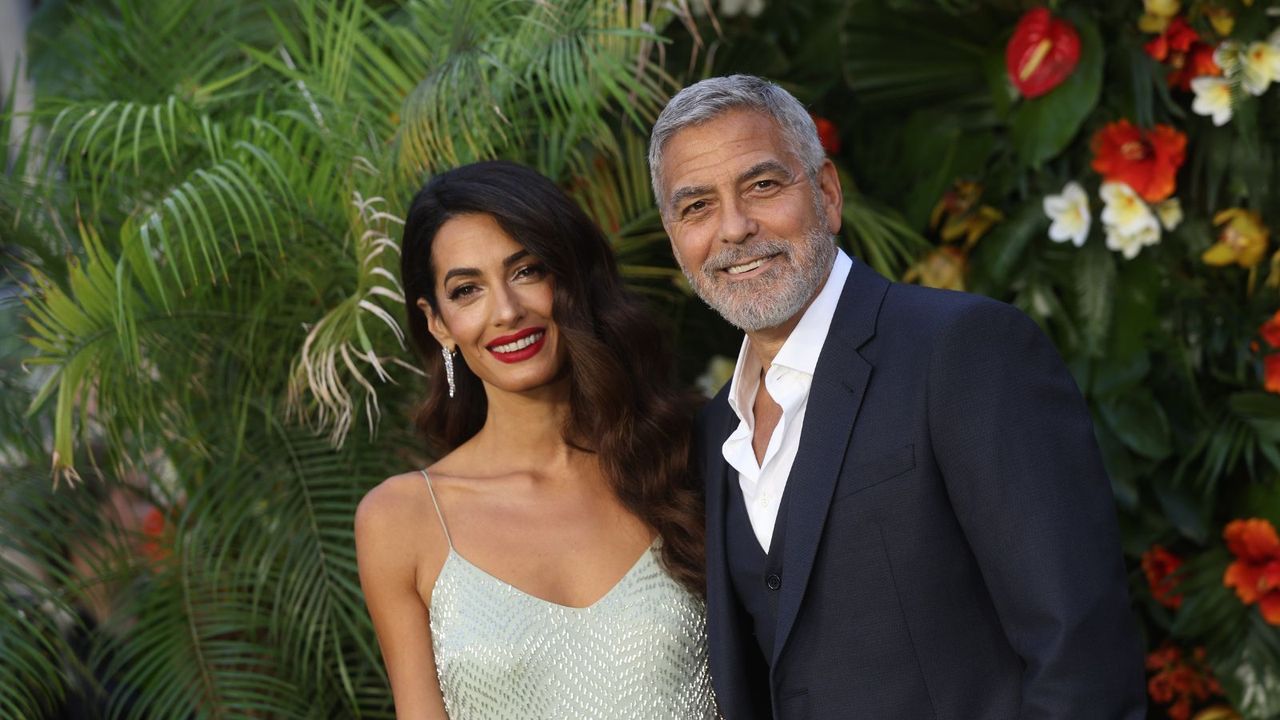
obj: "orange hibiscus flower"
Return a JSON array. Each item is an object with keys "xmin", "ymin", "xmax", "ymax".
[
  {"xmin": 1266, "ymin": 355, "xmax": 1280, "ymax": 394},
  {"xmin": 1142, "ymin": 545, "xmax": 1185, "ymax": 609},
  {"xmin": 1091, "ymin": 120, "xmax": 1188, "ymax": 203},
  {"xmin": 1223, "ymin": 518, "xmax": 1280, "ymax": 624}
]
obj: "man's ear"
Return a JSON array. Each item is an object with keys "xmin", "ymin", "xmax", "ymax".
[
  {"xmin": 419, "ymin": 297, "xmax": 454, "ymax": 351},
  {"xmin": 817, "ymin": 158, "xmax": 843, "ymax": 235}
]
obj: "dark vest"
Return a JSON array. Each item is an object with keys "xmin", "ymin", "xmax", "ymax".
[{"xmin": 725, "ymin": 474, "xmax": 791, "ymax": 662}]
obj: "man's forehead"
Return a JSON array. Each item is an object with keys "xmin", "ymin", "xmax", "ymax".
[{"xmin": 661, "ymin": 113, "xmax": 795, "ymax": 195}]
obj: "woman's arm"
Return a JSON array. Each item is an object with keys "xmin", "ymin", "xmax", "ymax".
[{"xmin": 356, "ymin": 475, "xmax": 450, "ymax": 720}]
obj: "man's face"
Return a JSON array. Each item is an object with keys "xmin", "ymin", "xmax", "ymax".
[{"xmin": 658, "ymin": 109, "xmax": 843, "ymax": 333}]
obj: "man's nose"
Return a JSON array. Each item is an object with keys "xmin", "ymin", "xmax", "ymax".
[{"xmin": 718, "ymin": 196, "xmax": 758, "ymax": 245}]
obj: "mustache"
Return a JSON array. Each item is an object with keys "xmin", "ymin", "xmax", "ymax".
[{"xmin": 701, "ymin": 240, "xmax": 791, "ymax": 274}]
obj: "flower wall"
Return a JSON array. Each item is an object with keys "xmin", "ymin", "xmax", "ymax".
[{"xmin": 691, "ymin": 0, "xmax": 1280, "ymax": 716}]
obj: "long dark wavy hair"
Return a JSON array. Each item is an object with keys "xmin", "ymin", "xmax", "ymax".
[{"xmin": 400, "ymin": 160, "xmax": 704, "ymax": 594}]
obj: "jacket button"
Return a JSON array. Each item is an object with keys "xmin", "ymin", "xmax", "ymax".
[{"xmin": 765, "ymin": 573, "xmax": 781, "ymax": 591}]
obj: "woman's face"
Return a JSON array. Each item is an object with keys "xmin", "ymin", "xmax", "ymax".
[{"xmin": 421, "ymin": 213, "xmax": 565, "ymax": 395}]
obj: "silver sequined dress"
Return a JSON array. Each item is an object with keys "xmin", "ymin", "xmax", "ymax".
[{"xmin": 421, "ymin": 470, "xmax": 718, "ymax": 720}]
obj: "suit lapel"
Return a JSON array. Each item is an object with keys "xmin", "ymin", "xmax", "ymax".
[{"xmin": 771, "ymin": 258, "xmax": 889, "ymax": 666}]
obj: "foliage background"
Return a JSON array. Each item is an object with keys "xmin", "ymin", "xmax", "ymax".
[{"xmin": 1, "ymin": 0, "xmax": 1278, "ymax": 718}]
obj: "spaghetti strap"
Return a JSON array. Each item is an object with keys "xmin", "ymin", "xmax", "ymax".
[{"xmin": 420, "ymin": 469, "xmax": 454, "ymax": 549}]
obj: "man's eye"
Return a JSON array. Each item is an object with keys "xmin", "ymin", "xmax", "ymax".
[
  {"xmin": 754, "ymin": 179, "xmax": 777, "ymax": 190},
  {"xmin": 683, "ymin": 200, "xmax": 708, "ymax": 216}
]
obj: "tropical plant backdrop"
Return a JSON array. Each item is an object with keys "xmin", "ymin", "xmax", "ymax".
[{"xmin": 1, "ymin": 0, "xmax": 1278, "ymax": 718}]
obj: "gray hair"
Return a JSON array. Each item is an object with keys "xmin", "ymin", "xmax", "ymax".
[{"xmin": 648, "ymin": 74, "xmax": 825, "ymax": 211}]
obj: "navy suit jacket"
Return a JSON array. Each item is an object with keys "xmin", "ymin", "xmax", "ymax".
[{"xmin": 697, "ymin": 258, "xmax": 1147, "ymax": 720}]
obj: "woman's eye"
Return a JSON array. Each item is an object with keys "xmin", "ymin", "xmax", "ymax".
[
  {"xmin": 514, "ymin": 263, "xmax": 547, "ymax": 281},
  {"xmin": 447, "ymin": 284, "xmax": 476, "ymax": 300}
]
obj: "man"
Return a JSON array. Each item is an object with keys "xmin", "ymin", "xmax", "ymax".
[{"xmin": 649, "ymin": 74, "xmax": 1146, "ymax": 719}]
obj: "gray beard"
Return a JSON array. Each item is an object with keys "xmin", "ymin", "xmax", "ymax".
[{"xmin": 683, "ymin": 227, "xmax": 836, "ymax": 333}]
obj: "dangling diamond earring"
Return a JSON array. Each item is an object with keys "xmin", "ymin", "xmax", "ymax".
[{"xmin": 441, "ymin": 346, "xmax": 457, "ymax": 398}]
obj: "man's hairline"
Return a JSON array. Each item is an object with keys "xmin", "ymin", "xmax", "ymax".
[{"xmin": 653, "ymin": 108, "xmax": 821, "ymax": 222}]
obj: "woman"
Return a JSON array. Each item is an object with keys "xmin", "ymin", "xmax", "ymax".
[{"xmin": 355, "ymin": 160, "xmax": 716, "ymax": 719}]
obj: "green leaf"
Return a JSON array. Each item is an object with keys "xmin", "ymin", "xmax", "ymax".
[
  {"xmin": 970, "ymin": 200, "xmax": 1046, "ymax": 288},
  {"xmin": 1091, "ymin": 351, "xmax": 1149, "ymax": 397},
  {"xmin": 1099, "ymin": 389, "xmax": 1172, "ymax": 460},
  {"xmin": 1152, "ymin": 480, "xmax": 1210, "ymax": 543},
  {"xmin": 1074, "ymin": 238, "xmax": 1117, "ymax": 357},
  {"xmin": 1009, "ymin": 12, "xmax": 1104, "ymax": 169}
]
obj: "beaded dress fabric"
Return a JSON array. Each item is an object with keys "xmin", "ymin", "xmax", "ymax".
[{"xmin": 421, "ymin": 471, "xmax": 718, "ymax": 720}]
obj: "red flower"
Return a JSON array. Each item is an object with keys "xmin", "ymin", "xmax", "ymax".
[
  {"xmin": 1145, "ymin": 643, "xmax": 1223, "ymax": 720},
  {"xmin": 139, "ymin": 506, "xmax": 171, "ymax": 563},
  {"xmin": 811, "ymin": 115, "xmax": 841, "ymax": 155},
  {"xmin": 1005, "ymin": 7, "xmax": 1081, "ymax": 99},
  {"xmin": 1168, "ymin": 42, "xmax": 1222, "ymax": 91},
  {"xmin": 1263, "ymin": 311, "xmax": 1280, "ymax": 349},
  {"xmin": 1267, "ymin": 355, "xmax": 1280, "ymax": 394},
  {"xmin": 1144, "ymin": 17, "xmax": 1200, "ymax": 60},
  {"xmin": 1146, "ymin": 18, "xmax": 1222, "ymax": 91},
  {"xmin": 1142, "ymin": 545, "xmax": 1184, "ymax": 609},
  {"xmin": 1090, "ymin": 120, "xmax": 1187, "ymax": 203},
  {"xmin": 1223, "ymin": 518, "xmax": 1280, "ymax": 624}
]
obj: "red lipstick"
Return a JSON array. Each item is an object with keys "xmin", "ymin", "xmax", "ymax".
[{"xmin": 485, "ymin": 327, "xmax": 547, "ymax": 364}]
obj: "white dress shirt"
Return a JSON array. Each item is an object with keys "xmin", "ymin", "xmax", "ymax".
[{"xmin": 721, "ymin": 249, "xmax": 852, "ymax": 552}]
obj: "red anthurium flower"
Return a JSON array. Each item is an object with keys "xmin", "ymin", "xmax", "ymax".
[
  {"xmin": 1142, "ymin": 545, "xmax": 1184, "ymax": 609},
  {"xmin": 1090, "ymin": 120, "xmax": 1187, "ymax": 203},
  {"xmin": 811, "ymin": 115, "xmax": 841, "ymax": 155},
  {"xmin": 1224, "ymin": 518, "xmax": 1280, "ymax": 624},
  {"xmin": 1261, "ymin": 310, "xmax": 1280, "ymax": 348},
  {"xmin": 1005, "ymin": 7, "xmax": 1082, "ymax": 98}
]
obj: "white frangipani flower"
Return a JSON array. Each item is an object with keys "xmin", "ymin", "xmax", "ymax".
[
  {"xmin": 1191, "ymin": 76, "xmax": 1234, "ymax": 126},
  {"xmin": 1217, "ymin": 39, "xmax": 1279, "ymax": 96},
  {"xmin": 1100, "ymin": 182, "xmax": 1161, "ymax": 259},
  {"xmin": 1105, "ymin": 223, "xmax": 1161, "ymax": 260},
  {"xmin": 1156, "ymin": 198, "xmax": 1184, "ymax": 232},
  {"xmin": 1043, "ymin": 181, "xmax": 1092, "ymax": 247},
  {"xmin": 1100, "ymin": 182, "xmax": 1159, "ymax": 234},
  {"xmin": 1242, "ymin": 41, "xmax": 1280, "ymax": 95}
]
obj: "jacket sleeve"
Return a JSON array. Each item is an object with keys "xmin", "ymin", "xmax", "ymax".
[{"xmin": 925, "ymin": 298, "xmax": 1147, "ymax": 720}]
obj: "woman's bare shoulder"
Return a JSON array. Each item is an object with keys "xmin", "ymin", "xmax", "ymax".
[
  {"xmin": 354, "ymin": 471, "xmax": 445, "ymax": 577},
  {"xmin": 357, "ymin": 472, "xmax": 431, "ymax": 529}
]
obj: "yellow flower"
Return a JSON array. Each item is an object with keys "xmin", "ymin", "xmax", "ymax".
[
  {"xmin": 904, "ymin": 247, "xmax": 967, "ymax": 291},
  {"xmin": 1205, "ymin": 6, "xmax": 1235, "ymax": 37},
  {"xmin": 1139, "ymin": 0, "xmax": 1180, "ymax": 33},
  {"xmin": 1203, "ymin": 208, "xmax": 1269, "ymax": 267},
  {"xmin": 1156, "ymin": 198, "xmax": 1184, "ymax": 231},
  {"xmin": 1191, "ymin": 705, "xmax": 1241, "ymax": 720},
  {"xmin": 930, "ymin": 181, "xmax": 1004, "ymax": 248}
]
